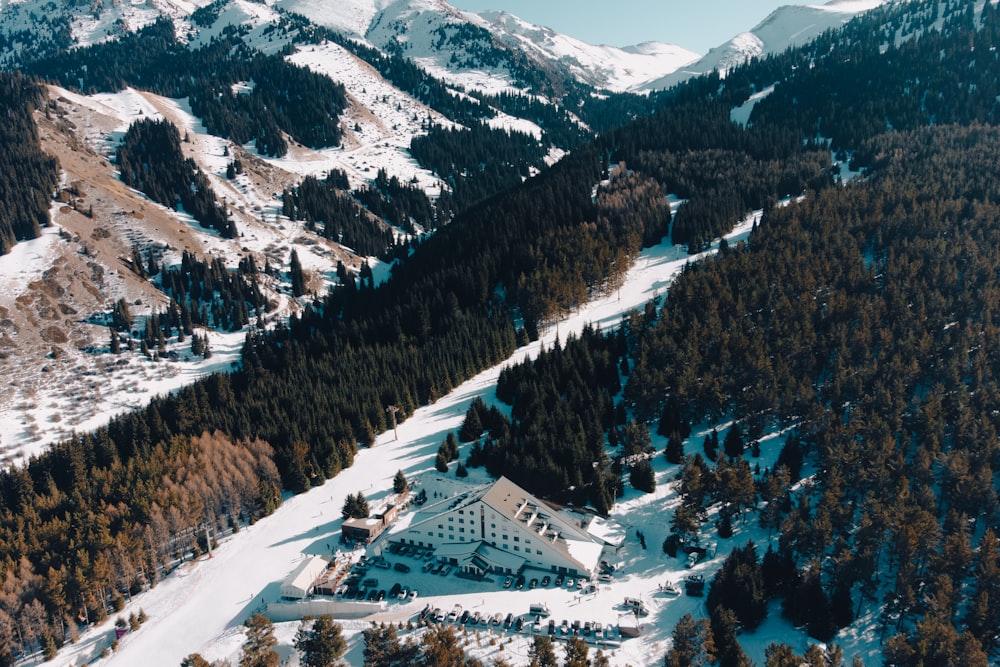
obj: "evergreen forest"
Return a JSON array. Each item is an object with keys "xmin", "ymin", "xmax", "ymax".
[
  {"xmin": 2, "ymin": 0, "xmax": 1000, "ymax": 664},
  {"xmin": 0, "ymin": 72, "xmax": 58, "ymax": 255}
]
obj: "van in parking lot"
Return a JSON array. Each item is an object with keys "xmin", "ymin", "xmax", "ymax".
[{"xmin": 529, "ymin": 602, "xmax": 550, "ymax": 617}]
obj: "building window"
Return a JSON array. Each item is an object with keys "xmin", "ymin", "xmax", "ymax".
[
  {"xmin": 458, "ymin": 518, "xmax": 464, "ymax": 524},
  {"xmin": 438, "ymin": 533, "xmax": 443, "ymax": 538},
  {"xmin": 437, "ymin": 524, "xmax": 443, "ymax": 529},
  {"xmin": 536, "ymin": 550, "xmax": 542, "ymax": 555},
  {"xmin": 491, "ymin": 532, "xmax": 497, "ymax": 538},
  {"xmin": 459, "ymin": 528, "xmax": 465, "ymax": 533},
  {"xmin": 448, "ymin": 517, "xmax": 454, "ymax": 522},
  {"xmin": 514, "ymin": 546, "xmax": 519, "ymax": 552},
  {"xmin": 502, "ymin": 534, "xmax": 508, "ymax": 541},
  {"xmin": 449, "ymin": 525, "xmax": 454, "ymax": 531},
  {"xmin": 514, "ymin": 536, "xmax": 520, "ymax": 542}
]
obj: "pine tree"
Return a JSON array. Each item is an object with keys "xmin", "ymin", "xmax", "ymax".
[
  {"xmin": 629, "ymin": 459, "xmax": 655, "ymax": 493},
  {"xmin": 665, "ymin": 432, "xmax": 684, "ymax": 464},
  {"xmin": 341, "ymin": 493, "xmax": 369, "ymax": 520},
  {"xmin": 527, "ymin": 635, "xmax": 557, "ymax": 667},
  {"xmin": 458, "ymin": 404, "xmax": 483, "ymax": 442},
  {"xmin": 392, "ymin": 470, "xmax": 408, "ymax": 495},
  {"xmin": 563, "ymin": 636, "xmax": 589, "ymax": 667},
  {"xmin": 290, "ymin": 249, "xmax": 306, "ymax": 297},
  {"xmin": 294, "ymin": 615, "xmax": 346, "ymax": 667},
  {"xmin": 723, "ymin": 423, "xmax": 744, "ymax": 459},
  {"xmin": 664, "ymin": 613, "xmax": 716, "ymax": 666},
  {"xmin": 240, "ymin": 613, "xmax": 279, "ymax": 667}
]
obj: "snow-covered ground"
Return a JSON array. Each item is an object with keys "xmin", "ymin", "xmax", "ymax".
[{"xmin": 42, "ymin": 207, "xmax": 878, "ymax": 667}]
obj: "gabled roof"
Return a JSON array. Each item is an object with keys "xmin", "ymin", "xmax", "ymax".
[
  {"xmin": 396, "ymin": 476, "xmax": 602, "ymax": 574},
  {"xmin": 480, "ymin": 476, "xmax": 596, "ymax": 543}
]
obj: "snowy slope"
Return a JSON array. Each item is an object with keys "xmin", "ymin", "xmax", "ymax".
[
  {"xmin": 471, "ymin": 10, "xmax": 699, "ymax": 93},
  {"xmin": 646, "ymin": 0, "xmax": 888, "ymax": 90}
]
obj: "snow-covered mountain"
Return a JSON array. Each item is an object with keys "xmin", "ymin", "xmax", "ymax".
[
  {"xmin": 646, "ymin": 0, "xmax": 889, "ymax": 90},
  {"xmin": 282, "ymin": 0, "xmax": 699, "ymax": 93}
]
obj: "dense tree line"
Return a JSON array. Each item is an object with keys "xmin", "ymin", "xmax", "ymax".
[
  {"xmin": 116, "ymin": 118, "xmax": 236, "ymax": 238},
  {"xmin": 0, "ymin": 432, "xmax": 279, "ymax": 664},
  {"xmin": 0, "ymin": 72, "xmax": 58, "ymax": 255},
  {"xmin": 353, "ymin": 168, "xmax": 439, "ymax": 234},
  {"xmin": 749, "ymin": 0, "xmax": 1000, "ymax": 151},
  {"xmin": 466, "ymin": 325, "xmax": 627, "ymax": 512},
  {"xmin": 282, "ymin": 174, "xmax": 395, "ymax": 258},
  {"xmin": 410, "ymin": 121, "xmax": 549, "ymax": 211},
  {"xmin": 27, "ymin": 19, "xmax": 346, "ymax": 157}
]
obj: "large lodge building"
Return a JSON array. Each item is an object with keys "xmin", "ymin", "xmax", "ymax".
[{"xmin": 391, "ymin": 476, "xmax": 604, "ymax": 578}]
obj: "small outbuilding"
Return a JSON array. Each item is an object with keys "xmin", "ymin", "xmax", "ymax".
[{"xmin": 280, "ymin": 556, "xmax": 328, "ymax": 600}]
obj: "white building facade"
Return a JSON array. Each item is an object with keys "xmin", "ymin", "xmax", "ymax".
[{"xmin": 392, "ymin": 477, "xmax": 603, "ymax": 578}]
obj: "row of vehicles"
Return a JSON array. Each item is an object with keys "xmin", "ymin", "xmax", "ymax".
[
  {"xmin": 417, "ymin": 604, "xmax": 624, "ymax": 645},
  {"xmin": 502, "ymin": 573, "xmax": 593, "ymax": 591}
]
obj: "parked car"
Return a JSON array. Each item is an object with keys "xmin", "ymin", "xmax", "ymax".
[
  {"xmin": 503, "ymin": 575, "xmax": 513, "ymax": 588},
  {"xmin": 398, "ymin": 587, "xmax": 409, "ymax": 600},
  {"xmin": 408, "ymin": 589, "xmax": 419, "ymax": 600},
  {"xmin": 459, "ymin": 610, "xmax": 470, "ymax": 624},
  {"xmin": 515, "ymin": 575, "xmax": 525, "ymax": 589},
  {"xmin": 389, "ymin": 583, "xmax": 402, "ymax": 597},
  {"xmin": 439, "ymin": 564, "xmax": 452, "ymax": 576},
  {"xmin": 376, "ymin": 589, "xmax": 386, "ymax": 601},
  {"xmin": 554, "ymin": 575, "xmax": 564, "ymax": 586},
  {"xmin": 529, "ymin": 578, "xmax": 538, "ymax": 589},
  {"xmin": 659, "ymin": 581, "xmax": 680, "ymax": 595},
  {"xmin": 393, "ymin": 562, "xmax": 411, "ymax": 573},
  {"xmin": 422, "ymin": 560, "xmax": 435, "ymax": 572},
  {"xmin": 514, "ymin": 616, "xmax": 524, "ymax": 631},
  {"xmin": 503, "ymin": 612, "xmax": 513, "ymax": 628},
  {"xmin": 541, "ymin": 576, "xmax": 551, "ymax": 586},
  {"xmin": 366, "ymin": 589, "xmax": 378, "ymax": 601},
  {"xmin": 565, "ymin": 578, "xmax": 575, "ymax": 588}
]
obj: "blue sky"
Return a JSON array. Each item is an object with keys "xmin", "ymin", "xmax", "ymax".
[{"xmin": 448, "ymin": 1, "xmax": 804, "ymax": 54}]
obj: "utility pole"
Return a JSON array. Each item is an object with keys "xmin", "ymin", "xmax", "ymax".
[{"xmin": 386, "ymin": 405, "xmax": 400, "ymax": 441}]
